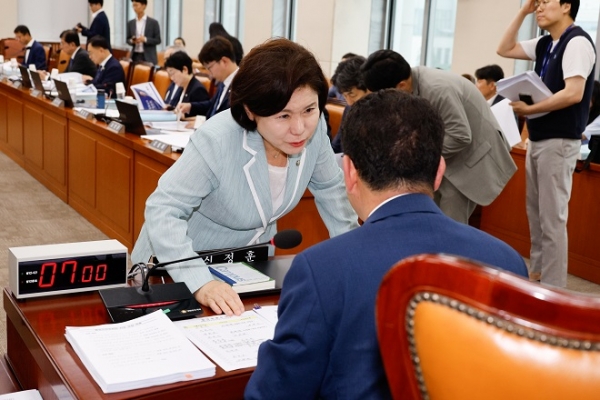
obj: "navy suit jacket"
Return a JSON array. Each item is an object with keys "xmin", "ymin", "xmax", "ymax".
[
  {"xmin": 164, "ymin": 78, "xmax": 210, "ymax": 117},
  {"xmin": 246, "ymin": 194, "xmax": 527, "ymax": 399},
  {"xmin": 189, "ymin": 83, "xmax": 230, "ymax": 119},
  {"xmin": 81, "ymin": 11, "xmax": 111, "ymax": 49},
  {"xmin": 24, "ymin": 41, "xmax": 46, "ymax": 71},
  {"xmin": 67, "ymin": 48, "xmax": 97, "ymax": 77},
  {"xmin": 92, "ymin": 56, "xmax": 125, "ymax": 98}
]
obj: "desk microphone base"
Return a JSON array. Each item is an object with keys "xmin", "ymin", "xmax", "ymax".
[{"xmin": 99, "ymin": 282, "xmax": 203, "ymax": 323}]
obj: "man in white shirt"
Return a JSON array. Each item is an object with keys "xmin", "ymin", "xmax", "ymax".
[{"xmin": 126, "ymin": 0, "xmax": 161, "ymax": 65}]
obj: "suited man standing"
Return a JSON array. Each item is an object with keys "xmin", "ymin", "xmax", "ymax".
[
  {"xmin": 475, "ymin": 64, "xmax": 506, "ymax": 106},
  {"xmin": 177, "ymin": 37, "xmax": 238, "ymax": 119},
  {"xmin": 126, "ymin": 0, "xmax": 161, "ymax": 65},
  {"xmin": 76, "ymin": 0, "xmax": 111, "ymax": 50},
  {"xmin": 246, "ymin": 90, "xmax": 528, "ymax": 400},
  {"xmin": 14, "ymin": 25, "xmax": 46, "ymax": 71},
  {"xmin": 83, "ymin": 36, "xmax": 125, "ymax": 98},
  {"xmin": 59, "ymin": 30, "xmax": 97, "ymax": 77},
  {"xmin": 362, "ymin": 50, "xmax": 517, "ymax": 224}
]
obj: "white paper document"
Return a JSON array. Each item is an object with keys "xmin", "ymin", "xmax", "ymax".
[
  {"xmin": 131, "ymin": 82, "xmax": 165, "ymax": 110},
  {"xmin": 496, "ymin": 71, "xmax": 553, "ymax": 119},
  {"xmin": 65, "ymin": 310, "xmax": 216, "ymax": 393},
  {"xmin": 141, "ymin": 133, "xmax": 192, "ymax": 149},
  {"xmin": 0, "ymin": 390, "xmax": 43, "ymax": 400},
  {"xmin": 175, "ymin": 306, "xmax": 279, "ymax": 372},
  {"xmin": 491, "ymin": 98, "xmax": 522, "ymax": 147},
  {"xmin": 148, "ymin": 121, "xmax": 194, "ymax": 132}
]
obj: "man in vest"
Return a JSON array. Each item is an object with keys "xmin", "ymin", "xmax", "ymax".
[{"xmin": 497, "ymin": 0, "xmax": 596, "ymax": 288}]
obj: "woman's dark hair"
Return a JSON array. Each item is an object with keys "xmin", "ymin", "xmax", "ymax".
[
  {"xmin": 164, "ymin": 51, "xmax": 193, "ymax": 75},
  {"xmin": 230, "ymin": 38, "xmax": 328, "ymax": 131}
]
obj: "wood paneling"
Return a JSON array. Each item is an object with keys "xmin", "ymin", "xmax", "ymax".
[
  {"xmin": 43, "ymin": 112, "xmax": 67, "ymax": 187},
  {"xmin": 0, "ymin": 91, "xmax": 7, "ymax": 143},
  {"xmin": 23, "ymin": 104, "xmax": 43, "ymax": 168},
  {"xmin": 6, "ymin": 96, "xmax": 23, "ymax": 155},
  {"xmin": 134, "ymin": 153, "xmax": 169, "ymax": 242},
  {"xmin": 68, "ymin": 124, "xmax": 96, "ymax": 208}
]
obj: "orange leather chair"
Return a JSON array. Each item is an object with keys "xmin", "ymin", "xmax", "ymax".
[
  {"xmin": 196, "ymin": 76, "xmax": 214, "ymax": 96},
  {"xmin": 56, "ymin": 49, "xmax": 71, "ymax": 73},
  {"xmin": 325, "ymin": 102, "xmax": 345, "ymax": 139},
  {"xmin": 119, "ymin": 59, "xmax": 132, "ymax": 90},
  {"xmin": 152, "ymin": 69, "xmax": 171, "ymax": 99},
  {"xmin": 127, "ymin": 62, "xmax": 154, "ymax": 96},
  {"xmin": 376, "ymin": 254, "xmax": 600, "ymax": 400}
]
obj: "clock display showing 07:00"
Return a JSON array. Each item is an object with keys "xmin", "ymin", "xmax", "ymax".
[{"xmin": 18, "ymin": 254, "xmax": 127, "ymax": 295}]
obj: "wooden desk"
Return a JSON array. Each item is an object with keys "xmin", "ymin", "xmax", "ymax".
[
  {"xmin": 0, "ymin": 79, "xmax": 329, "ymax": 254},
  {"xmin": 480, "ymin": 147, "xmax": 600, "ymax": 284},
  {"xmin": 4, "ymin": 270, "xmax": 283, "ymax": 400}
]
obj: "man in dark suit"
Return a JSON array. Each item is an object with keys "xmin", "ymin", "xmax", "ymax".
[
  {"xmin": 59, "ymin": 30, "xmax": 97, "ymax": 77},
  {"xmin": 176, "ymin": 37, "xmax": 238, "ymax": 119},
  {"xmin": 245, "ymin": 90, "xmax": 528, "ymax": 399},
  {"xmin": 475, "ymin": 64, "xmax": 506, "ymax": 106},
  {"xmin": 76, "ymin": 0, "xmax": 111, "ymax": 50},
  {"xmin": 126, "ymin": 0, "xmax": 161, "ymax": 64},
  {"xmin": 14, "ymin": 25, "xmax": 46, "ymax": 71},
  {"xmin": 84, "ymin": 36, "xmax": 125, "ymax": 98}
]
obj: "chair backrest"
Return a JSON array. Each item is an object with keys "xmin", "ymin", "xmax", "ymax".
[
  {"xmin": 376, "ymin": 254, "xmax": 600, "ymax": 400},
  {"xmin": 120, "ymin": 59, "xmax": 132, "ymax": 89},
  {"xmin": 157, "ymin": 51, "xmax": 165, "ymax": 69},
  {"xmin": 0, "ymin": 38, "xmax": 24, "ymax": 61},
  {"xmin": 56, "ymin": 49, "xmax": 71, "ymax": 73},
  {"xmin": 127, "ymin": 62, "xmax": 154, "ymax": 96},
  {"xmin": 196, "ymin": 76, "xmax": 213, "ymax": 96},
  {"xmin": 325, "ymin": 102, "xmax": 345, "ymax": 139},
  {"xmin": 152, "ymin": 69, "xmax": 171, "ymax": 99},
  {"xmin": 43, "ymin": 45, "xmax": 51, "ymax": 68}
]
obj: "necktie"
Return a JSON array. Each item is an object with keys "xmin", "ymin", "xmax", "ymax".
[
  {"xmin": 208, "ymin": 83, "xmax": 224, "ymax": 118},
  {"xmin": 94, "ymin": 66, "xmax": 104, "ymax": 83},
  {"xmin": 68, "ymin": 58, "xmax": 74, "ymax": 72}
]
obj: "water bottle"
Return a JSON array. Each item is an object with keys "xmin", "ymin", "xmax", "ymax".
[{"xmin": 97, "ymin": 89, "xmax": 105, "ymax": 109}]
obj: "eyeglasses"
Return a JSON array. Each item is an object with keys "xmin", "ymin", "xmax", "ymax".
[
  {"xmin": 204, "ymin": 62, "xmax": 217, "ymax": 72},
  {"xmin": 534, "ymin": 0, "xmax": 558, "ymax": 10}
]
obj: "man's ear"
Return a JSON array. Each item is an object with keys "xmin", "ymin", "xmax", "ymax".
[
  {"xmin": 396, "ymin": 77, "xmax": 411, "ymax": 93},
  {"xmin": 343, "ymin": 155, "xmax": 358, "ymax": 194},
  {"xmin": 433, "ymin": 156, "xmax": 446, "ymax": 191}
]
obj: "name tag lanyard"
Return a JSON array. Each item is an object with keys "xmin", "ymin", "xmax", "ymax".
[{"xmin": 539, "ymin": 24, "xmax": 575, "ymax": 80}]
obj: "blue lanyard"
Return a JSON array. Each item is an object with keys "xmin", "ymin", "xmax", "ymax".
[{"xmin": 539, "ymin": 24, "xmax": 575, "ymax": 80}]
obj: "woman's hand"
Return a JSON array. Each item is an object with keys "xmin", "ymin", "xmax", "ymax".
[
  {"xmin": 176, "ymin": 102, "xmax": 192, "ymax": 115},
  {"xmin": 195, "ymin": 280, "xmax": 245, "ymax": 316}
]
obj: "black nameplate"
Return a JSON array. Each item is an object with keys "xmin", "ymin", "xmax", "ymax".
[
  {"xmin": 149, "ymin": 140, "xmax": 172, "ymax": 154},
  {"xmin": 51, "ymin": 98, "xmax": 64, "ymax": 108},
  {"xmin": 12, "ymin": 81, "xmax": 21, "ymax": 89},
  {"xmin": 30, "ymin": 89, "xmax": 42, "ymax": 98},
  {"xmin": 107, "ymin": 121, "xmax": 125, "ymax": 134},
  {"xmin": 76, "ymin": 108, "xmax": 94, "ymax": 120},
  {"xmin": 198, "ymin": 246, "xmax": 269, "ymax": 265}
]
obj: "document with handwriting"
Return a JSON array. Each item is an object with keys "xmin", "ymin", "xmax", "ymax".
[{"xmin": 175, "ymin": 306, "xmax": 278, "ymax": 372}]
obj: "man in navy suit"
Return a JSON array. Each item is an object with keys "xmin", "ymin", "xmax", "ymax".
[
  {"xmin": 14, "ymin": 25, "xmax": 46, "ymax": 71},
  {"xmin": 76, "ymin": 0, "xmax": 111, "ymax": 50},
  {"xmin": 84, "ymin": 36, "xmax": 125, "ymax": 98},
  {"xmin": 59, "ymin": 30, "xmax": 97, "ymax": 77},
  {"xmin": 176, "ymin": 37, "xmax": 238, "ymax": 119},
  {"xmin": 245, "ymin": 90, "xmax": 528, "ymax": 399}
]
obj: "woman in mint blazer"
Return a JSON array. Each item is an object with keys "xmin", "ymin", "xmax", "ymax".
[{"xmin": 132, "ymin": 38, "xmax": 358, "ymax": 316}]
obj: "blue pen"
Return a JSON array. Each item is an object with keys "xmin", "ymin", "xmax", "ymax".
[{"xmin": 253, "ymin": 303, "xmax": 261, "ymax": 310}]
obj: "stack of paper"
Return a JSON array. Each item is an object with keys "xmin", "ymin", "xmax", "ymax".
[
  {"xmin": 65, "ymin": 310, "xmax": 216, "ymax": 393},
  {"xmin": 175, "ymin": 306, "xmax": 278, "ymax": 371},
  {"xmin": 496, "ymin": 71, "xmax": 553, "ymax": 119},
  {"xmin": 131, "ymin": 82, "xmax": 165, "ymax": 110},
  {"xmin": 209, "ymin": 262, "xmax": 276, "ymax": 294}
]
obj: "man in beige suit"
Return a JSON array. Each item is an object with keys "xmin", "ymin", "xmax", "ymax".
[{"xmin": 362, "ymin": 50, "xmax": 517, "ymax": 223}]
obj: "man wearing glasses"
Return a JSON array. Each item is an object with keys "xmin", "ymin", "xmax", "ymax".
[
  {"xmin": 176, "ymin": 37, "xmax": 239, "ymax": 119},
  {"xmin": 497, "ymin": 0, "xmax": 596, "ymax": 288}
]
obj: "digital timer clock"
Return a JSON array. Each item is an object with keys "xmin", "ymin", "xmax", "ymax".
[{"xmin": 9, "ymin": 240, "xmax": 128, "ymax": 299}]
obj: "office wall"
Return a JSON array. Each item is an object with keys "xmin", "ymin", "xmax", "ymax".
[
  {"xmin": 294, "ymin": 0, "xmax": 336, "ymax": 76},
  {"xmin": 242, "ymin": 0, "xmax": 273, "ymax": 54},
  {"xmin": 17, "ymin": 0, "xmax": 88, "ymax": 42},
  {"xmin": 0, "ymin": 0, "xmax": 18, "ymax": 39},
  {"xmin": 331, "ymin": 0, "xmax": 372, "ymax": 75},
  {"xmin": 452, "ymin": 0, "xmax": 522, "ymax": 77},
  {"xmin": 181, "ymin": 0, "xmax": 205, "ymax": 58}
]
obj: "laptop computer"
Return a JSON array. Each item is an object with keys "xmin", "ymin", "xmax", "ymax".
[
  {"xmin": 115, "ymin": 99, "xmax": 158, "ymax": 136},
  {"xmin": 52, "ymin": 78, "xmax": 74, "ymax": 108},
  {"xmin": 29, "ymin": 70, "xmax": 53, "ymax": 100},
  {"xmin": 18, "ymin": 65, "xmax": 33, "ymax": 89}
]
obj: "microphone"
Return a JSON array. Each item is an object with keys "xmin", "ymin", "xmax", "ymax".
[{"xmin": 99, "ymin": 230, "xmax": 302, "ymax": 323}]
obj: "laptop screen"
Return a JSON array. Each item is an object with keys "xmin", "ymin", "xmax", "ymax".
[
  {"xmin": 29, "ymin": 70, "xmax": 45, "ymax": 92},
  {"xmin": 18, "ymin": 65, "xmax": 33, "ymax": 89},
  {"xmin": 115, "ymin": 100, "xmax": 147, "ymax": 136},
  {"xmin": 52, "ymin": 79, "xmax": 74, "ymax": 108}
]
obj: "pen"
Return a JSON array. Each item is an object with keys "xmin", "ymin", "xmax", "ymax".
[{"xmin": 253, "ymin": 303, "xmax": 261, "ymax": 310}]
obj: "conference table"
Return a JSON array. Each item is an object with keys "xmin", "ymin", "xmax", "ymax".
[{"xmin": 3, "ymin": 257, "xmax": 291, "ymax": 399}]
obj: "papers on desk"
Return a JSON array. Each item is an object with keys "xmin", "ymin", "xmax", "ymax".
[
  {"xmin": 74, "ymin": 107, "xmax": 120, "ymax": 118},
  {"xmin": 139, "ymin": 110, "xmax": 177, "ymax": 122},
  {"xmin": 491, "ymin": 98, "xmax": 522, "ymax": 147},
  {"xmin": 496, "ymin": 71, "xmax": 553, "ymax": 119},
  {"xmin": 65, "ymin": 310, "xmax": 216, "ymax": 393},
  {"xmin": 0, "ymin": 390, "xmax": 43, "ymax": 400},
  {"xmin": 148, "ymin": 121, "xmax": 194, "ymax": 132},
  {"xmin": 175, "ymin": 306, "xmax": 278, "ymax": 372},
  {"xmin": 141, "ymin": 132, "xmax": 192, "ymax": 150}
]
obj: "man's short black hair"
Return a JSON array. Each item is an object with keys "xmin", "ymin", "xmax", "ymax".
[
  {"xmin": 475, "ymin": 64, "xmax": 504, "ymax": 83},
  {"xmin": 331, "ymin": 56, "xmax": 367, "ymax": 93},
  {"xmin": 341, "ymin": 52, "xmax": 358, "ymax": 60},
  {"xmin": 198, "ymin": 36, "xmax": 235, "ymax": 65},
  {"xmin": 88, "ymin": 0, "xmax": 103, "ymax": 5},
  {"xmin": 60, "ymin": 30, "xmax": 80, "ymax": 47},
  {"xmin": 164, "ymin": 51, "xmax": 193, "ymax": 75},
  {"xmin": 132, "ymin": 0, "xmax": 147, "ymax": 5},
  {"xmin": 561, "ymin": 0, "xmax": 579, "ymax": 20},
  {"xmin": 14, "ymin": 25, "xmax": 31, "ymax": 36},
  {"xmin": 342, "ymin": 89, "xmax": 444, "ymax": 193},
  {"xmin": 88, "ymin": 35, "xmax": 110, "ymax": 50},
  {"xmin": 361, "ymin": 50, "xmax": 412, "ymax": 92}
]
